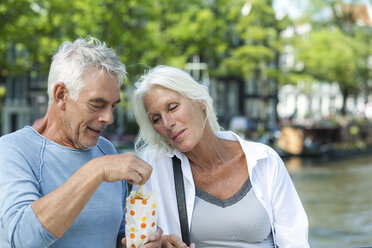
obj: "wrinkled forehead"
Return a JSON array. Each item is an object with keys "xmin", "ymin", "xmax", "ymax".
[
  {"xmin": 144, "ymin": 85, "xmax": 185, "ymax": 101},
  {"xmin": 144, "ymin": 85, "xmax": 189, "ymax": 110},
  {"xmin": 78, "ymin": 68, "xmax": 120, "ymax": 100},
  {"xmin": 82, "ymin": 66, "xmax": 119, "ymax": 83}
]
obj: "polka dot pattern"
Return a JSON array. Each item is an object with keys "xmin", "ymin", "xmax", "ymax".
[{"xmin": 125, "ymin": 190, "xmax": 158, "ymax": 248}]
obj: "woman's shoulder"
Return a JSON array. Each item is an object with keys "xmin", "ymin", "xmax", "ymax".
[
  {"xmin": 140, "ymin": 146, "xmax": 170, "ymax": 162},
  {"xmin": 243, "ymin": 140, "xmax": 278, "ymax": 157}
]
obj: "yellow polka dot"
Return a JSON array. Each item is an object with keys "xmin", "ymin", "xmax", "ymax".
[
  {"xmin": 152, "ymin": 203, "xmax": 156, "ymax": 209},
  {"xmin": 130, "ymin": 227, "xmax": 135, "ymax": 232},
  {"xmin": 141, "ymin": 217, "xmax": 147, "ymax": 222}
]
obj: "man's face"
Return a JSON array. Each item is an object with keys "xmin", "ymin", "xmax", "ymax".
[{"xmin": 61, "ymin": 69, "xmax": 120, "ymax": 149}]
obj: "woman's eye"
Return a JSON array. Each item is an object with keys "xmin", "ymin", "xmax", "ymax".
[
  {"xmin": 169, "ymin": 103, "xmax": 178, "ymax": 111},
  {"xmin": 152, "ymin": 116, "xmax": 160, "ymax": 124}
]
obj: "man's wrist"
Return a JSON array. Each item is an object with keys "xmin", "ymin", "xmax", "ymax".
[{"xmin": 86, "ymin": 158, "xmax": 105, "ymax": 184}]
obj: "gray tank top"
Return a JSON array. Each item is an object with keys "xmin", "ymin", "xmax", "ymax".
[{"xmin": 190, "ymin": 178, "xmax": 274, "ymax": 248}]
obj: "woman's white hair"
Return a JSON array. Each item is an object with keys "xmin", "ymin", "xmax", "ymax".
[
  {"xmin": 47, "ymin": 36, "xmax": 127, "ymax": 105},
  {"xmin": 132, "ymin": 65, "xmax": 221, "ymax": 155}
]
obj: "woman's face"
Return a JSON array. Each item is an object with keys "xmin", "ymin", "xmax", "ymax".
[{"xmin": 144, "ymin": 85, "xmax": 206, "ymax": 152}]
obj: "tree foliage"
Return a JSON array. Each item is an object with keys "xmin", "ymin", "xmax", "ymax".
[
  {"xmin": 291, "ymin": 0, "xmax": 372, "ymax": 114},
  {"xmin": 1, "ymin": 0, "xmax": 370, "ymax": 118},
  {"xmin": 218, "ymin": 0, "xmax": 290, "ymax": 80},
  {"xmin": 0, "ymin": 0, "xmax": 286, "ymax": 83},
  {"xmin": 297, "ymin": 28, "xmax": 365, "ymax": 91}
]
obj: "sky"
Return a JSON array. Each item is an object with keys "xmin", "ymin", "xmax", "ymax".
[
  {"xmin": 273, "ymin": 0, "xmax": 305, "ymax": 19},
  {"xmin": 273, "ymin": 0, "xmax": 372, "ymax": 20}
]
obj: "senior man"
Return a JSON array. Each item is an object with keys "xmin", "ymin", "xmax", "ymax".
[{"xmin": 0, "ymin": 37, "xmax": 161, "ymax": 248}]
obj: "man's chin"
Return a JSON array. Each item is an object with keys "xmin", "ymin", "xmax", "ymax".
[{"xmin": 80, "ymin": 138, "xmax": 99, "ymax": 150}]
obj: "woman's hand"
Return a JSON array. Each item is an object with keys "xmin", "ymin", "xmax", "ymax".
[
  {"xmin": 120, "ymin": 227, "xmax": 163, "ymax": 248},
  {"xmin": 161, "ymin": 234, "xmax": 195, "ymax": 248}
]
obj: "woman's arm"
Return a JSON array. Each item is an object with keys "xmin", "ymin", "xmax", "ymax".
[{"xmin": 269, "ymin": 150, "xmax": 310, "ymax": 247}]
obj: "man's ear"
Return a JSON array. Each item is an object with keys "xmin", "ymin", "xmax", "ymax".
[{"xmin": 53, "ymin": 82, "xmax": 68, "ymax": 110}]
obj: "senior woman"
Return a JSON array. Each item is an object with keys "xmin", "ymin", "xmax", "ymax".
[{"xmin": 132, "ymin": 65, "xmax": 309, "ymax": 248}]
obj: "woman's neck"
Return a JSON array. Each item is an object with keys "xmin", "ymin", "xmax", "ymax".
[{"xmin": 184, "ymin": 128, "xmax": 232, "ymax": 171}]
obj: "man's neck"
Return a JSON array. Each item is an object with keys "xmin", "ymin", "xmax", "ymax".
[{"xmin": 33, "ymin": 103, "xmax": 66, "ymax": 145}]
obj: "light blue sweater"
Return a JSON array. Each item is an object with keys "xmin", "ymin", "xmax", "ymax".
[{"xmin": 0, "ymin": 126, "xmax": 128, "ymax": 248}]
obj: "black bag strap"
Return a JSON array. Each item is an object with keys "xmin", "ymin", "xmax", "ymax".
[{"xmin": 172, "ymin": 156, "xmax": 191, "ymax": 246}]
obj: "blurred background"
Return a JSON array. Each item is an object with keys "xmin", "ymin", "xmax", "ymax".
[{"xmin": 1, "ymin": 0, "xmax": 372, "ymax": 246}]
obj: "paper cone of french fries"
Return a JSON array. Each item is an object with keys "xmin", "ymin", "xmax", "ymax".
[{"xmin": 125, "ymin": 191, "xmax": 158, "ymax": 248}]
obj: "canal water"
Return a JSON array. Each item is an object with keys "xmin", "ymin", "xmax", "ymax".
[{"xmin": 286, "ymin": 154, "xmax": 372, "ymax": 247}]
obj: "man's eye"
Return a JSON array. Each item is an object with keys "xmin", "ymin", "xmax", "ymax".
[{"xmin": 91, "ymin": 104, "xmax": 105, "ymax": 109}]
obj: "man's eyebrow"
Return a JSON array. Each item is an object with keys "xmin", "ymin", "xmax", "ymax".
[{"xmin": 89, "ymin": 98, "xmax": 121, "ymax": 104}]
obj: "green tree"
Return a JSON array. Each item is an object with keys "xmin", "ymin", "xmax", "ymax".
[
  {"xmin": 1, "ymin": 0, "xmax": 288, "ymax": 81},
  {"xmin": 296, "ymin": 28, "xmax": 367, "ymax": 114},
  {"xmin": 284, "ymin": 0, "xmax": 372, "ymax": 116},
  {"xmin": 1, "ymin": 0, "xmax": 289, "ymax": 131}
]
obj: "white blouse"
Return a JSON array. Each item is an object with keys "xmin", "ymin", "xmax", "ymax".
[{"xmin": 136, "ymin": 131, "xmax": 310, "ymax": 247}]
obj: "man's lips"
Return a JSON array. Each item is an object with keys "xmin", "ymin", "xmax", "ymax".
[
  {"xmin": 172, "ymin": 129, "xmax": 185, "ymax": 140},
  {"xmin": 88, "ymin": 127, "xmax": 104, "ymax": 135}
]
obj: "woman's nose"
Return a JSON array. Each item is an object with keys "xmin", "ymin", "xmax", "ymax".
[{"xmin": 162, "ymin": 113, "xmax": 175, "ymax": 129}]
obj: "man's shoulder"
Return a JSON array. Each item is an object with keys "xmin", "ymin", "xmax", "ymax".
[
  {"xmin": 97, "ymin": 136, "xmax": 117, "ymax": 155},
  {"xmin": 0, "ymin": 126, "xmax": 37, "ymax": 146},
  {"xmin": 0, "ymin": 127, "xmax": 42, "ymax": 172}
]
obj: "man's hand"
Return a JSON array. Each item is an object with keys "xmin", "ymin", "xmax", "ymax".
[
  {"xmin": 161, "ymin": 234, "xmax": 195, "ymax": 248},
  {"xmin": 93, "ymin": 152, "xmax": 153, "ymax": 185},
  {"xmin": 120, "ymin": 227, "xmax": 163, "ymax": 248}
]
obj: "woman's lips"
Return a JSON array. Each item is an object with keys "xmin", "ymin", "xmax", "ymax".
[{"xmin": 172, "ymin": 129, "xmax": 185, "ymax": 140}]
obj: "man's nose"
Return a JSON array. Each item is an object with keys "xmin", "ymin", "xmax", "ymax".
[{"xmin": 99, "ymin": 108, "xmax": 114, "ymax": 124}]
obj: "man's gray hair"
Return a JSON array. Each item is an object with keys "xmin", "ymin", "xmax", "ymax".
[
  {"xmin": 132, "ymin": 65, "xmax": 221, "ymax": 155},
  {"xmin": 47, "ymin": 36, "xmax": 126, "ymax": 105}
]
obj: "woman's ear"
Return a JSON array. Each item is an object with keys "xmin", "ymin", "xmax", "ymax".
[
  {"xmin": 199, "ymin": 102, "xmax": 206, "ymax": 110},
  {"xmin": 53, "ymin": 82, "xmax": 68, "ymax": 110}
]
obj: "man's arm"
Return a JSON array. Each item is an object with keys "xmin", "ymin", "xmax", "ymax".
[
  {"xmin": 32, "ymin": 153, "xmax": 152, "ymax": 238},
  {"xmin": 31, "ymin": 159, "xmax": 102, "ymax": 238}
]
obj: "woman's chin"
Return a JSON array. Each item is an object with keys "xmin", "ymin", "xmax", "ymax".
[{"xmin": 175, "ymin": 144, "xmax": 195, "ymax": 153}]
